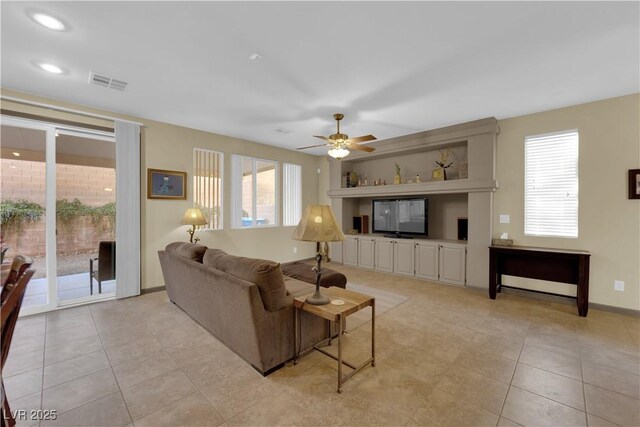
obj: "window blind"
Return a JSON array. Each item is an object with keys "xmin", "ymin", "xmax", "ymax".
[
  {"xmin": 283, "ymin": 163, "xmax": 302, "ymax": 226},
  {"xmin": 194, "ymin": 148, "xmax": 223, "ymax": 230},
  {"xmin": 524, "ymin": 130, "xmax": 579, "ymax": 238}
]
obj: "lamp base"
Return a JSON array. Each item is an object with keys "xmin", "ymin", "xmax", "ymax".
[
  {"xmin": 305, "ymin": 252, "xmax": 330, "ymax": 305},
  {"xmin": 306, "ymin": 290, "xmax": 330, "ymax": 305}
]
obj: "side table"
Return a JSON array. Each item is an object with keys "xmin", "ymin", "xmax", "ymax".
[{"xmin": 293, "ymin": 286, "xmax": 375, "ymax": 393}]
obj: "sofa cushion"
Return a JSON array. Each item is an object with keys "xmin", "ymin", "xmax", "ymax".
[
  {"xmin": 165, "ymin": 242, "xmax": 208, "ymax": 263},
  {"xmin": 208, "ymin": 253, "xmax": 288, "ymax": 312},
  {"xmin": 202, "ymin": 248, "xmax": 229, "ymax": 268},
  {"xmin": 284, "ymin": 276, "xmax": 315, "ymax": 298}
]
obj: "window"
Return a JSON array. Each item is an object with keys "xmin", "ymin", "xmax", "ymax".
[
  {"xmin": 194, "ymin": 148, "xmax": 223, "ymax": 230},
  {"xmin": 282, "ymin": 163, "xmax": 302, "ymax": 226},
  {"xmin": 231, "ymin": 155, "xmax": 277, "ymax": 228},
  {"xmin": 524, "ymin": 130, "xmax": 579, "ymax": 238}
]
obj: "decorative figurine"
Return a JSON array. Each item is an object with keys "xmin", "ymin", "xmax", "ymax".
[
  {"xmin": 415, "ymin": 173, "xmax": 421, "ymax": 183},
  {"xmin": 394, "ymin": 163, "xmax": 402, "ymax": 184},
  {"xmin": 433, "ymin": 150, "xmax": 453, "ymax": 181}
]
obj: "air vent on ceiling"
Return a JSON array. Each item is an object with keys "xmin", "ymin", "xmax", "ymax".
[{"xmin": 89, "ymin": 72, "xmax": 128, "ymax": 91}]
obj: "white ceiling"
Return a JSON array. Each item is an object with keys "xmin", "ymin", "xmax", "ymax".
[{"xmin": 1, "ymin": 2, "xmax": 638, "ymax": 156}]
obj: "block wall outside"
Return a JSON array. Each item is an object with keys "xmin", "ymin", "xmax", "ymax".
[{"xmin": 1, "ymin": 159, "xmax": 116, "ymax": 259}]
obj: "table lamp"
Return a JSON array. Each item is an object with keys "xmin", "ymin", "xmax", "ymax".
[
  {"xmin": 292, "ymin": 205, "xmax": 345, "ymax": 305},
  {"xmin": 182, "ymin": 208, "xmax": 208, "ymax": 243}
]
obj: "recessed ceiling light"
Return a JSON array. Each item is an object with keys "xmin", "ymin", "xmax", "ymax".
[
  {"xmin": 31, "ymin": 12, "xmax": 66, "ymax": 31},
  {"xmin": 248, "ymin": 52, "xmax": 263, "ymax": 61},
  {"xmin": 12, "ymin": 152, "xmax": 21, "ymax": 157},
  {"xmin": 39, "ymin": 63, "xmax": 63, "ymax": 74}
]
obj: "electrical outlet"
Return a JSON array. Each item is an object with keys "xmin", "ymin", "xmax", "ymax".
[
  {"xmin": 500, "ymin": 214, "xmax": 510, "ymax": 224},
  {"xmin": 293, "ymin": 247, "xmax": 297, "ymax": 254},
  {"xmin": 614, "ymin": 280, "xmax": 624, "ymax": 292}
]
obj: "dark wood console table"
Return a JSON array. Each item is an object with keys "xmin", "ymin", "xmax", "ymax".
[{"xmin": 489, "ymin": 245, "xmax": 591, "ymax": 317}]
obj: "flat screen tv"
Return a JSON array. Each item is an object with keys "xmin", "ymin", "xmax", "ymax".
[{"xmin": 372, "ymin": 198, "xmax": 428, "ymax": 237}]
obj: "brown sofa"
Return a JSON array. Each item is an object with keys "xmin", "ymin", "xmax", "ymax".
[{"xmin": 158, "ymin": 242, "xmax": 329, "ymax": 375}]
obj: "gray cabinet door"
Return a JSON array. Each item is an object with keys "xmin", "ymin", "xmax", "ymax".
[
  {"xmin": 358, "ymin": 238, "xmax": 375, "ymax": 270},
  {"xmin": 374, "ymin": 238, "xmax": 394, "ymax": 273},
  {"xmin": 393, "ymin": 240, "xmax": 415, "ymax": 277},
  {"xmin": 439, "ymin": 243, "xmax": 466, "ymax": 286},
  {"xmin": 415, "ymin": 241, "xmax": 439, "ymax": 281},
  {"xmin": 343, "ymin": 236, "xmax": 359, "ymax": 266}
]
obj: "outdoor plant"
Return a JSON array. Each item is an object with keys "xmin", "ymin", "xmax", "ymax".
[{"xmin": 0, "ymin": 199, "xmax": 44, "ymax": 230}]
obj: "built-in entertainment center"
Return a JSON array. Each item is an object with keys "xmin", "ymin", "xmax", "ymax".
[{"xmin": 327, "ymin": 118, "xmax": 499, "ymax": 289}]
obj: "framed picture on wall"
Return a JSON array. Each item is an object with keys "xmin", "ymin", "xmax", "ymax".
[
  {"xmin": 147, "ymin": 169, "xmax": 187, "ymax": 199},
  {"xmin": 629, "ymin": 169, "xmax": 640, "ymax": 200}
]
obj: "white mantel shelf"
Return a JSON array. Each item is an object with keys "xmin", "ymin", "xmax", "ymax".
[{"xmin": 327, "ymin": 179, "xmax": 498, "ymax": 199}]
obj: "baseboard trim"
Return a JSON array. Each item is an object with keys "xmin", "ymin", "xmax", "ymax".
[
  {"xmin": 501, "ymin": 287, "xmax": 639, "ymax": 317},
  {"xmin": 589, "ymin": 302, "xmax": 640, "ymax": 318},
  {"xmin": 141, "ymin": 285, "xmax": 166, "ymax": 295}
]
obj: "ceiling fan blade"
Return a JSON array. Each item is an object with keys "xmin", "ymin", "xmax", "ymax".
[
  {"xmin": 348, "ymin": 143, "xmax": 375, "ymax": 153},
  {"xmin": 313, "ymin": 135, "xmax": 332, "ymax": 141},
  {"xmin": 297, "ymin": 143, "xmax": 331, "ymax": 150},
  {"xmin": 345, "ymin": 134, "xmax": 377, "ymax": 144}
]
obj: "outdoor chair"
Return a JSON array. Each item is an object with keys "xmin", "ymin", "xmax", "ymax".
[
  {"xmin": 1, "ymin": 268, "xmax": 35, "ymax": 427},
  {"xmin": 89, "ymin": 241, "xmax": 116, "ymax": 295}
]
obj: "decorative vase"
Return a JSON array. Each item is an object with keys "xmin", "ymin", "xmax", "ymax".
[{"xmin": 394, "ymin": 175, "xmax": 401, "ymax": 185}]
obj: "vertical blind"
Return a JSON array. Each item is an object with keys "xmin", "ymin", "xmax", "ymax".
[
  {"xmin": 524, "ymin": 130, "xmax": 579, "ymax": 238},
  {"xmin": 114, "ymin": 121, "xmax": 141, "ymax": 299},
  {"xmin": 283, "ymin": 163, "xmax": 302, "ymax": 226},
  {"xmin": 194, "ymin": 148, "xmax": 223, "ymax": 230}
]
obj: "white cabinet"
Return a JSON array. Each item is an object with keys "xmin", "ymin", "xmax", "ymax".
[
  {"xmin": 439, "ymin": 242, "xmax": 466, "ymax": 286},
  {"xmin": 343, "ymin": 236, "xmax": 466, "ymax": 286},
  {"xmin": 374, "ymin": 238, "xmax": 394, "ymax": 273},
  {"xmin": 393, "ymin": 240, "xmax": 415, "ymax": 277},
  {"xmin": 358, "ymin": 237, "xmax": 375, "ymax": 270},
  {"xmin": 415, "ymin": 241, "xmax": 439, "ymax": 281},
  {"xmin": 343, "ymin": 236, "xmax": 359, "ymax": 266}
]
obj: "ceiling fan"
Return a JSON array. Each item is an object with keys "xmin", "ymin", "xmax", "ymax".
[{"xmin": 297, "ymin": 113, "xmax": 376, "ymax": 159}]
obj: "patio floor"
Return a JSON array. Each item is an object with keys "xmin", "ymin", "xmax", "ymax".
[{"xmin": 23, "ymin": 273, "xmax": 115, "ymax": 308}]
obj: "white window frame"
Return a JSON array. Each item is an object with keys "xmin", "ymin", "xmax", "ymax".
[
  {"xmin": 193, "ymin": 148, "xmax": 224, "ymax": 230},
  {"xmin": 282, "ymin": 163, "xmax": 302, "ymax": 227},
  {"xmin": 524, "ymin": 129, "xmax": 579, "ymax": 238},
  {"xmin": 231, "ymin": 154, "xmax": 279, "ymax": 229}
]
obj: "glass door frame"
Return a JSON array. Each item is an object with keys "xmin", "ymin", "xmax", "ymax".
[{"xmin": 1, "ymin": 115, "xmax": 116, "ymax": 316}]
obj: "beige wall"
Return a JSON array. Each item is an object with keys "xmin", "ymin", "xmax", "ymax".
[
  {"xmin": 1, "ymin": 89, "xmax": 324, "ymax": 290},
  {"xmin": 494, "ymin": 94, "xmax": 640, "ymax": 310}
]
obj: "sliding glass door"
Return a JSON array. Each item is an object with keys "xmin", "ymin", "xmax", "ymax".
[{"xmin": 1, "ymin": 116, "xmax": 116, "ymax": 314}]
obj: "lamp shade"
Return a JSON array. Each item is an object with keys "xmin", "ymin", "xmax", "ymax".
[
  {"xmin": 181, "ymin": 208, "xmax": 208, "ymax": 226},
  {"xmin": 292, "ymin": 205, "xmax": 345, "ymax": 243}
]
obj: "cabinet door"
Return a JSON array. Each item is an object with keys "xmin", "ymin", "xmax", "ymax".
[
  {"xmin": 374, "ymin": 239, "xmax": 394, "ymax": 273},
  {"xmin": 393, "ymin": 240, "xmax": 415, "ymax": 277},
  {"xmin": 439, "ymin": 243, "xmax": 466, "ymax": 286},
  {"xmin": 415, "ymin": 241, "xmax": 439, "ymax": 281},
  {"xmin": 343, "ymin": 236, "xmax": 359, "ymax": 266},
  {"xmin": 358, "ymin": 238, "xmax": 375, "ymax": 270}
]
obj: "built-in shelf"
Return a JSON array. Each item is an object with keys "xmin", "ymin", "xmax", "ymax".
[{"xmin": 328, "ymin": 179, "xmax": 498, "ymax": 198}]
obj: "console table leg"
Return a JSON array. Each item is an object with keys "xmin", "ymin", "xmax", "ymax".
[{"xmin": 489, "ymin": 252, "xmax": 497, "ymax": 300}]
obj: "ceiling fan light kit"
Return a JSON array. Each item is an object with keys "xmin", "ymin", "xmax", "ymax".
[
  {"xmin": 298, "ymin": 113, "xmax": 377, "ymax": 158},
  {"xmin": 328, "ymin": 146, "xmax": 350, "ymax": 159}
]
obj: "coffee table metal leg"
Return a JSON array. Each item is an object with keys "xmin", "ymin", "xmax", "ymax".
[
  {"xmin": 371, "ymin": 300, "xmax": 375, "ymax": 367},
  {"xmin": 337, "ymin": 313, "xmax": 343, "ymax": 394}
]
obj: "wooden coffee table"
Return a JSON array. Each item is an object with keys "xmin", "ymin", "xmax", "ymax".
[{"xmin": 293, "ymin": 286, "xmax": 375, "ymax": 393}]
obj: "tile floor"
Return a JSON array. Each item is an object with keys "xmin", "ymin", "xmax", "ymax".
[{"xmin": 4, "ymin": 263, "xmax": 639, "ymax": 426}]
